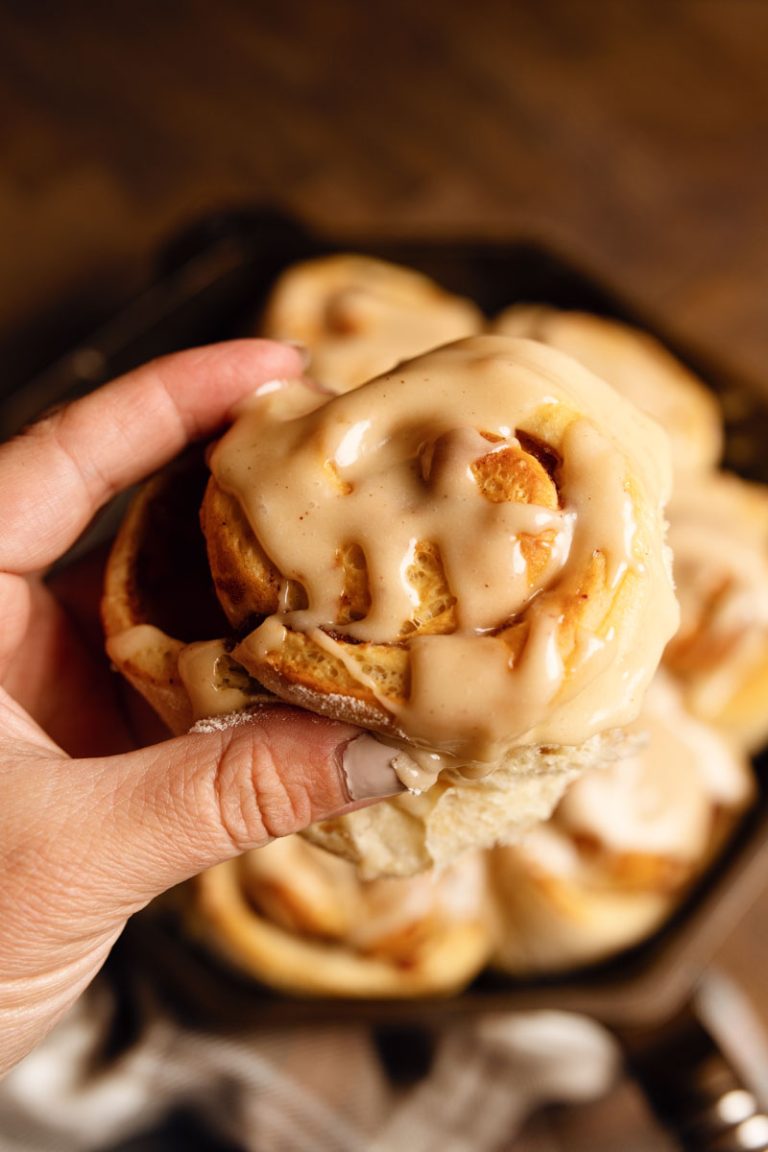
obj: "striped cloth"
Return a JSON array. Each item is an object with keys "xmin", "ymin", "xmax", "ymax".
[{"xmin": 0, "ymin": 980, "xmax": 617, "ymax": 1152}]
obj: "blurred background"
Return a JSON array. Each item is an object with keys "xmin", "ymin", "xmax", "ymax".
[
  {"xmin": 2, "ymin": 0, "xmax": 768, "ymax": 393},
  {"xmin": 2, "ymin": 1, "xmax": 768, "ymax": 1148}
]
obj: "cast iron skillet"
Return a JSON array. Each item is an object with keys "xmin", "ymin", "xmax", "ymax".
[{"xmin": 6, "ymin": 209, "xmax": 768, "ymax": 1150}]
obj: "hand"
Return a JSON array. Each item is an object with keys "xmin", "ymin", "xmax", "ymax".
[{"xmin": 0, "ymin": 341, "xmax": 404, "ymax": 1076}]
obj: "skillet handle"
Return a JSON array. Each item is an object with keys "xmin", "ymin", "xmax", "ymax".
[{"xmin": 621, "ymin": 999, "xmax": 768, "ymax": 1151}]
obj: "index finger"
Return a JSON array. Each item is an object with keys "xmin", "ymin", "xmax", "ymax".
[{"xmin": 0, "ymin": 340, "xmax": 304, "ymax": 573}]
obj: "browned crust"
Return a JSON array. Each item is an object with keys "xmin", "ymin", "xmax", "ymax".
[
  {"xmin": 242, "ymin": 630, "xmax": 408, "ymax": 738},
  {"xmin": 101, "ymin": 475, "xmax": 158, "ymax": 639},
  {"xmin": 185, "ymin": 853, "xmax": 493, "ymax": 998},
  {"xmin": 102, "ymin": 473, "xmax": 196, "ymax": 735},
  {"xmin": 102, "ymin": 453, "xmax": 252, "ymax": 735},
  {"xmin": 200, "ymin": 477, "xmax": 283, "ymax": 629}
]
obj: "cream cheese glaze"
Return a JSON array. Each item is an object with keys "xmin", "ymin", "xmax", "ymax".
[
  {"xmin": 663, "ymin": 471, "xmax": 768, "ymax": 740},
  {"xmin": 554, "ymin": 673, "xmax": 753, "ymax": 862},
  {"xmin": 238, "ymin": 835, "xmax": 487, "ymax": 952},
  {"xmin": 260, "ymin": 253, "xmax": 483, "ymax": 392},
  {"xmin": 491, "ymin": 306, "xmax": 724, "ymax": 473},
  {"xmin": 205, "ymin": 336, "xmax": 678, "ymax": 770},
  {"xmin": 177, "ymin": 639, "xmax": 266, "ymax": 718}
]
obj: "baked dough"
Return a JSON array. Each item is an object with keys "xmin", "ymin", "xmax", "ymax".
[
  {"xmin": 492, "ymin": 305, "xmax": 723, "ymax": 473},
  {"xmin": 260, "ymin": 253, "xmax": 483, "ymax": 391},
  {"xmin": 202, "ymin": 335, "xmax": 678, "ymax": 874},
  {"xmin": 207, "ymin": 336, "xmax": 677, "ymax": 756},
  {"xmin": 186, "ymin": 836, "xmax": 492, "ymax": 997},
  {"xmin": 488, "ymin": 673, "xmax": 753, "ymax": 974},
  {"xmin": 664, "ymin": 469, "xmax": 768, "ymax": 749},
  {"xmin": 103, "ymin": 322, "xmax": 679, "ymax": 879}
]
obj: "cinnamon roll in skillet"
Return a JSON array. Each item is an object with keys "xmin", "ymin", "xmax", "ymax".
[
  {"xmin": 664, "ymin": 469, "xmax": 768, "ymax": 750},
  {"xmin": 260, "ymin": 253, "xmax": 483, "ymax": 392},
  {"xmin": 492, "ymin": 305, "xmax": 723, "ymax": 475},
  {"xmin": 103, "ymin": 334, "xmax": 678, "ymax": 877},
  {"xmin": 186, "ymin": 836, "xmax": 492, "ymax": 997},
  {"xmin": 488, "ymin": 673, "xmax": 754, "ymax": 975}
]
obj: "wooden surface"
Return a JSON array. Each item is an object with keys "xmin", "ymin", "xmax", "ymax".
[
  {"xmin": 1, "ymin": 2, "xmax": 768, "ymax": 1148},
  {"xmin": 2, "ymin": 0, "xmax": 768, "ymax": 391}
]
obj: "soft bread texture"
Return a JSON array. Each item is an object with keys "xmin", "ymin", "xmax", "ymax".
[
  {"xmin": 305, "ymin": 733, "xmax": 623, "ymax": 879},
  {"xmin": 260, "ymin": 253, "xmax": 483, "ymax": 391},
  {"xmin": 489, "ymin": 674, "xmax": 754, "ymax": 974},
  {"xmin": 664, "ymin": 470, "xmax": 768, "ymax": 749},
  {"xmin": 492, "ymin": 305, "xmax": 723, "ymax": 474},
  {"xmin": 185, "ymin": 836, "xmax": 493, "ymax": 997}
]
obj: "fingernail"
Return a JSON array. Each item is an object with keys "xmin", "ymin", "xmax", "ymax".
[{"xmin": 339, "ymin": 734, "xmax": 410, "ymax": 801}]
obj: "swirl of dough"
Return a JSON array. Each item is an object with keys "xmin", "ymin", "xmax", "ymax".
[
  {"xmin": 103, "ymin": 334, "xmax": 679, "ymax": 877},
  {"xmin": 205, "ymin": 335, "xmax": 678, "ymax": 775},
  {"xmin": 664, "ymin": 469, "xmax": 768, "ymax": 749},
  {"xmin": 185, "ymin": 836, "xmax": 492, "ymax": 997},
  {"xmin": 488, "ymin": 673, "xmax": 753, "ymax": 975},
  {"xmin": 260, "ymin": 253, "xmax": 483, "ymax": 392}
]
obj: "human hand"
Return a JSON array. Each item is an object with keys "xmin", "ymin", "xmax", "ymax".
[{"xmin": 0, "ymin": 341, "xmax": 404, "ymax": 1076}]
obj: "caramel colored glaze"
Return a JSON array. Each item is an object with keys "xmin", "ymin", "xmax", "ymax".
[
  {"xmin": 204, "ymin": 336, "xmax": 678, "ymax": 770},
  {"xmin": 492, "ymin": 306, "xmax": 724, "ymax": 473},
  {"xmin": 556, "ymin": 674, "xmax": 753, "ymax": 867},
  {"xmin": 176, "ymin": 640, "xmax": 270, "ymax": 720},
  {"xmin": 663, "ymin": 472, "xmax": 768, "ymax": 741},
  {"xmin": 260, "ymin": 253, "xmax": 484, "ymax": 392}
]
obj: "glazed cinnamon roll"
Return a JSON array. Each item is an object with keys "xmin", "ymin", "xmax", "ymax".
[
  {"xmin": 259, "ymin": 253, "xmax": 483, "ymax": 391},
  {"xmin": 488, "ymin": 673, "xmax": 754, "ymax": 975},
  {"xmin": 103, "ymin": 334, "xmax": 678, "ymax": 877},
  {"xmin": 200, "ymin": 335, "xmax": 678, "ymax": 874},
  {"xmin": 664, "ymin": 469, "xmax": 768, "ymax": 749},
  {"xmin": 185, "ymin": 836, "xmax": 492, "ymax": 997},
  {"xmin": 492, "ymin": 306, "xmax": 723, "ymax": 474}
]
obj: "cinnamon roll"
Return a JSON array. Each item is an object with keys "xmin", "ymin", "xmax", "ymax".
[
  {"xmin": 185, "ymin": 836, "xmax": 492, "ymax": 997},
  {"xmin": 259, "ymin": 253, "xmax": 483, "ymax": 391},
  {"xmin": 200, "ymin": 335, "xmax": 678, "ymax": 874},
  {"xmin": 103, "ymin": 334, "xmax": 678, "ymax": 877},
  {"xmin": 664, "ymin": 469, "xmax": 768, "ymax": 749},
  {"xmin": 492, "ymin": 306, "xmax": 723, "ymax": 474},
  {"xmin": 489, "ymin": 673, "xmax": 754, "ymax": 975}
]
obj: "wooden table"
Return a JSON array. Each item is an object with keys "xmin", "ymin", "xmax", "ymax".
[{"xmin": 1, "ymin": 2, "xmax": 767, "ymax": 1147}]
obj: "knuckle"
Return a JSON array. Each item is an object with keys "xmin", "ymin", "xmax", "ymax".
[{"xmin": 210, "ymin": 731, "xmax": 308, "ymax": 852}]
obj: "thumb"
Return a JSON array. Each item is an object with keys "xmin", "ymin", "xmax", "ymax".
[
  {"xmin": 78, "ymin": 707, "xmax": 406, "ymax": 911},
  {"xmin": 0, "ymin": 709, "xmax": 407, "ymax": 1077}
]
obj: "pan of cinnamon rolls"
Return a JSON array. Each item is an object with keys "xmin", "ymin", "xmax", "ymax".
[{"xmin": 97, "ymin": 223, "xmax": 768, "ymax": 1006}]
